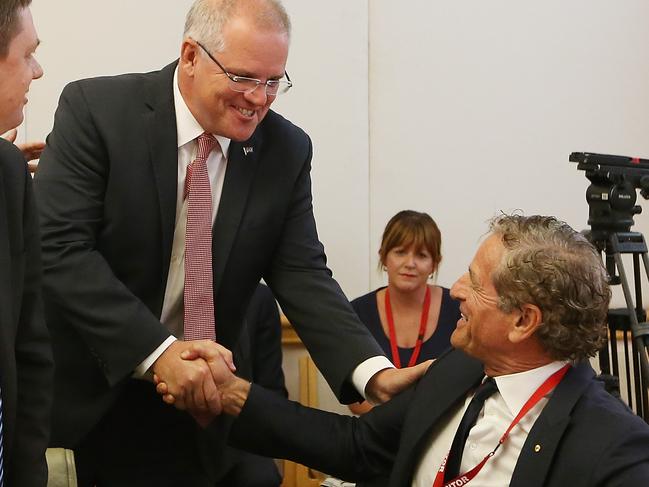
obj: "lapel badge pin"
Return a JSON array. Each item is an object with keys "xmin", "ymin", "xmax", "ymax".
[{"xmin": 243, "ymin": 146, "xmax": 254, "ymax": 156}]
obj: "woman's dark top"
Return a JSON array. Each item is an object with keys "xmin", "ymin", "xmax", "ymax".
[{"xmin": 351, "ymin": 286, "xmax": 460, "ymax": 366}]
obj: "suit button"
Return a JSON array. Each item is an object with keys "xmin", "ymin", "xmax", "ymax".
[{"xmin": 534, "ymin": 444, "xmax": 542, "ymax": 453}]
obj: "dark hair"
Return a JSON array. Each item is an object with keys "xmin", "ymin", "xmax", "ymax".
[
  {"xmin": 0, "ymin": 0, "xmax": 30, "ymax": 59},
  {"xmin": 489, "ymin": 214, "xmax": 610, "ymax": 361},
  {"xmin": 379, "ymin": 210, "xmax": 442, "ymax": 273}
]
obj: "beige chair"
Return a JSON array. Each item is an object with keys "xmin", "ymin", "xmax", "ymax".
[
  {"xmin": 281, "ymin": 356, "xmax": 326, "ymax": 487},
  {"xmin": 46, "ymin": 448, "xmax": 78, "ymax": 487}
]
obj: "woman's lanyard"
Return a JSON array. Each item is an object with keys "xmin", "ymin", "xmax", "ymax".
[
  {"xmin": 385, "ymin": 285, "xmax": 431, "ymax": 369},
  {"xmin": 432, "ymin": 364, "xmax": 571, "ymax": 487}
]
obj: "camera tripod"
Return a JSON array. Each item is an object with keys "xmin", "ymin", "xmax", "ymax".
[{"xmin": 588, "ymin": 230, "xmax": 649, "ymax": 422}]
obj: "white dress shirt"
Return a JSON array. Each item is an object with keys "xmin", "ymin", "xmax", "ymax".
[
  {"xmin": 413, "ymin": 361, "xmax": 568, "ymax": 487},
  {"xmin": 134, "ymin": 68, "xmax": 392, "ymax": 397},
  {"xmin": 134, "ymin": 68, "xmax": 230, "ymax": 376}
]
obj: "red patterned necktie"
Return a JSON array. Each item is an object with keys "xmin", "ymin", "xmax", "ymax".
[{"xmin": 183, "ymin": 132, "xmax": 218, "ymax": 341}]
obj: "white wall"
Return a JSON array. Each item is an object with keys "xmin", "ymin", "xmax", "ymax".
[
  {"xmin": 25, "ymin": 0, "xmax": 649, "ymax": 305},
  {"xmin": 369, "ymin": 0, "xmax": 649, "ymax": 306},
  {"xmin": 276, "ymin": 0, "xmax": 370, "ymax": 299},
  {"xmin": 27, "ymin": 0, "xmax": 194, "ymax": 141}
]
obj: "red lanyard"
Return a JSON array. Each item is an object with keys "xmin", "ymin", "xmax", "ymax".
[
  {"xmin": 432, "ymin": 364, "xmax": 571, "ymax": 487},
  {"xmin": 385, "ymin": 286, "xmax": 431, "ymax": 369}
]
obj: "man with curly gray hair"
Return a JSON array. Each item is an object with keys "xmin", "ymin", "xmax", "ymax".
[
  {"xmin": 449, "ymin": 214, "xmax": 611, "ymax": 377},
  {"xmin": 489, "ymin": 214, "xmax": 610, "ymax": 361},
  {"xmin": 187, "ymin": 213, "xmax": 649, "ymax": 486}
]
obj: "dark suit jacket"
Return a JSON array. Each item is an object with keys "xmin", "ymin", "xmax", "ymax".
[
  {"xmin": 0, "ymin": 140, "xmax": 53, "ymax": 486},
  {"xmin": 218, "ymin": 283, "xmax": 285, "ymax": 487},
  {"xmin": 246, "ymin": 283, "xmax": 287, "ymax": 398},
  {"xmin": 34, "ymin": 61, "xmax": 381, "ymax": 473},
  {"xmin": 231, "ymin": 349, "xmax": 649, "ymax": 486}
]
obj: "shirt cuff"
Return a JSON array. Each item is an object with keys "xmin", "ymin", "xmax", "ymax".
[
  {"xmin": 351, "ymin": 355, "xmax": 395, "ymax": 400},
  {"xmin": 133, "ymin": 335, "xmax": 177, "ymax": 379}
]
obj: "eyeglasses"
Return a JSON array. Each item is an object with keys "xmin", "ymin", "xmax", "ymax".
[{"xmin": 196, "ymin": 41, "xmax": 292, "ymax": 96}]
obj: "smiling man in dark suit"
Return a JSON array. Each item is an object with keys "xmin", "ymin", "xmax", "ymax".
[
  {"xmin": 33, "ymin": 0, "xmax": 423, "ymax": 485},
  {"xmin": 193, "ymin": 214, "xmax": 649, "ymax": 487},
  {"xmin": 0, "ymin": 1, "xmax": 53, "ymax": 486}
]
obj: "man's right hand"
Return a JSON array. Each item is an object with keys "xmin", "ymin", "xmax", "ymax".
[
  {"xmin": 151, "ymin": 340, "xmax": 235, "ymax": 423},
  {"xmin": 155, "ymin": 341, "xmax": 251, "ymax": 418},
  {"xmin": 365, "ymin": 360, "xmax": 433, "ymax": 405}
]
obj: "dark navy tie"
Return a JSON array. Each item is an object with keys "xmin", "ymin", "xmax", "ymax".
[{"xmin": 445, "ymin": 377, "xmax": 498, "ymax": 482}]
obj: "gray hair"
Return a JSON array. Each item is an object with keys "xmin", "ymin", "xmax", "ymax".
[
  {"xmin": 184, "ymin": 0, "xmax": 291, "ymax": 53},
  {"xmin": 489, "ymin": 214, "xmax": 610, "ymax": 361}
]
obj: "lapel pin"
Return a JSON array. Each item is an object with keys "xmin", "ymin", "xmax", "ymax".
[{"xmin": 243, "ymin": 146, "xmax": 254, "ymax": 156}]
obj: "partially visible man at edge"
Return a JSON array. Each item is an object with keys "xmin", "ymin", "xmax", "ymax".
[
  {"xmin": 34, "ymin": 0, "xmax": 422, "ymax": 485},
  {"xmin": 178, "ymin": 215, "xmax": 649, "ymax": 486},
  {"xmin": 0, "ymin": 0, "xmax": 53, "ymax": 486}
]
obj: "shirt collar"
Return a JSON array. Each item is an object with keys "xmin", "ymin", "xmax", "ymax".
[
  {"xmin": 173, "ymin": 66, "xmax": 231, "ymax": 157},
  {"xmin": 492, "ymin": 361, "xmax": 568, "ymax": 417}
]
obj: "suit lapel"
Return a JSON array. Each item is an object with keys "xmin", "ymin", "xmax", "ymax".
[
  {"xmin": 211, "ymin": 136, "xmax": 261, "ymax": 348},
  {"xmin": 392, "ymin": 350, "xmax": 484, "ymax": 485},
  {"xmin": 510, "ymin": 362, "xmax": 594, "ymax": 487},
  {"xmin": 212, "ymin": 135, "xmax": 262, "ymax": 297},
  {"xmin": 143, "ymin": 62, "xmax": 179, "ymax": 285},
  {"xmin": 391, "ymin": 356, "xmax": 594, "ymax": 487}
]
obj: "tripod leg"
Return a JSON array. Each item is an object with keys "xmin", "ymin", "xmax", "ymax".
[{"xmin": 613, "ymin": 250, "xmax": 649, "ymax": 421}]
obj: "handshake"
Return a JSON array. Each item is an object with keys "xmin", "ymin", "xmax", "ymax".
[
  {"xmin": 150, "ymin": 338, "xmax": 433, "ymax": 428},
  {"xmin": 151, "ymin": 340, "xmax": 250, "ymax": 427}
]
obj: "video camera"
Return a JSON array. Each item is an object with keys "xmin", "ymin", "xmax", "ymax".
[
  {"xmin": 570, "ymin": 151, "xmax": 649, "ymax": 240},
  {"xmin": 572, "ymin": 151, "xmax": 649, "ymax": 421}
]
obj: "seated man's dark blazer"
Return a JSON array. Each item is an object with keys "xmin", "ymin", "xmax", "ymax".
[
  {"xmin": 0, "ymin": 140, "xmax": 53, "ymax": 486},
  {"xmin": 231, "ymin": 349, "xmax": 649, "ymax": 487},
  {"xmin": 34, "ymin": 61, "xmax": 382, "ymax": 479},
  {"xmin": 217, "ymin": 283, "xmax": 287, "ymax": 487}
]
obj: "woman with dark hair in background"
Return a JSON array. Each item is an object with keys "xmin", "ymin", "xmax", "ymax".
[{"xmin": 349, "ymin": 210, "xmax": 460, "ymax": 414}]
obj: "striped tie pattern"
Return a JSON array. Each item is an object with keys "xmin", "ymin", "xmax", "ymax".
[
  {"xmin": 0, "ymin": 387, "xmax": 4, "ymax": 487},
  {"xmin": 183, "ymin": 132, "xmax": 219, "ymax": 341}
]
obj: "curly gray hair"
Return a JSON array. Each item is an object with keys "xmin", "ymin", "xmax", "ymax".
[
  {"xmin": 489, "ymin": 214, "xmax": 610, "ymax": 361},
  {"xmin": 184, "ymin": 0, "xmax": 291, "ymax": 53}
]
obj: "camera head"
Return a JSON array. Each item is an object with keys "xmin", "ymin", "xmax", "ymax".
[{"xmin": 570, "ymin": 151, "xmax": 649, "ymax": 243}]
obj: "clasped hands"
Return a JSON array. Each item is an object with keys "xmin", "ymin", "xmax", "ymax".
[
  {"xmin": 152, "ymin": 339, "xmax": 237, "ymax": 427},
  {"xmin": 152, "ymin": 340, "xmax": 434, "ymax": 427}
]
